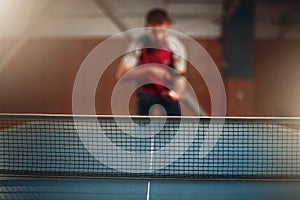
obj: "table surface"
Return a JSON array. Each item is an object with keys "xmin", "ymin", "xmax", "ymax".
[{"xmin": 1, "ymin": 177, "xmax": 300, "ymax": 200}]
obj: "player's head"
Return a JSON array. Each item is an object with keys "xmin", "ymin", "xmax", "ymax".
[
  {"xmin": 145, "ymin": 8, "xmax": 170, "ymax": 44},
  {"xmin": 146, "ymin": 8, "xmax": 170, "ymax": 27}
]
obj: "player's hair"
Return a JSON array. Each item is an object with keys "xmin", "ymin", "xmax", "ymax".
[{"xmin": 146, "ymin": 8, "xmax": 170, "ymax": 25}]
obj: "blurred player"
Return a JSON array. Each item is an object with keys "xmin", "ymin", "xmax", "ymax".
[{"xmin": 116, "ymin": 8, "xmax": 187, "ymax": 116}]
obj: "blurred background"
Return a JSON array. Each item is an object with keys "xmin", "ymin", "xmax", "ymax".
[{"xmin": 0, "ymin": 0, "xmax": 299, "ymax": 116}]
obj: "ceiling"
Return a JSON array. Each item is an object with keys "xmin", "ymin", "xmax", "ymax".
[{"xmin": 0, "ymin": 0, "xmax": 299, "ymax": 39}]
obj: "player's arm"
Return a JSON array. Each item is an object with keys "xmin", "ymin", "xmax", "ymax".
[
  {"xmin": 171, "ymin": 37, "xmax": 188, "ymax": 100},
  {"xmin": 173, "ymin": 74, "xmax": 186, "ymax": 100},
  {"xmin": 160, "ymin": 62, "xmax": 186, "ymax": 102},
  {"xmin": 115, "ymin": 63, "xmax": 133, "ymax": 81},
  {"xmin": 116, "ymin": 56, "xmax": 171, "ymax": 82}
]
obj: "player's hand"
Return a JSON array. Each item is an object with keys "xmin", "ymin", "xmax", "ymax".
[
  {"xmin": 160, "ymin": 89, "xmax": 179, "ymax": 102},
  {"xmin": 149, "ymin": 66, "xmax": 171, "ymax": 80}
]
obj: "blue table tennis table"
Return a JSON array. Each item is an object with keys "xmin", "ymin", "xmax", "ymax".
[
  {"xmin": 2, "ymin": 177, "xmax": 300, "ymax": 200},
  {"xmin": 1, "ymin": 114, "xmax": 300, "ymax": 200}
]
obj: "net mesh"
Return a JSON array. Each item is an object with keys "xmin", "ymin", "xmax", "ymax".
[{"xmin": 1, "ymin": 114, "xmax": 300, "ymax": 179}]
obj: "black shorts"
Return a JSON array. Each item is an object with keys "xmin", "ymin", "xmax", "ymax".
[{"xmin": 136, "ymin": 92, "xmax": 181, "ymax": 116}]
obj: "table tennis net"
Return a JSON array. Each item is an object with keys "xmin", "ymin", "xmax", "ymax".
[{"xmin": 1, "ymin": 114, "xmax": 300, "ymax": 180}]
